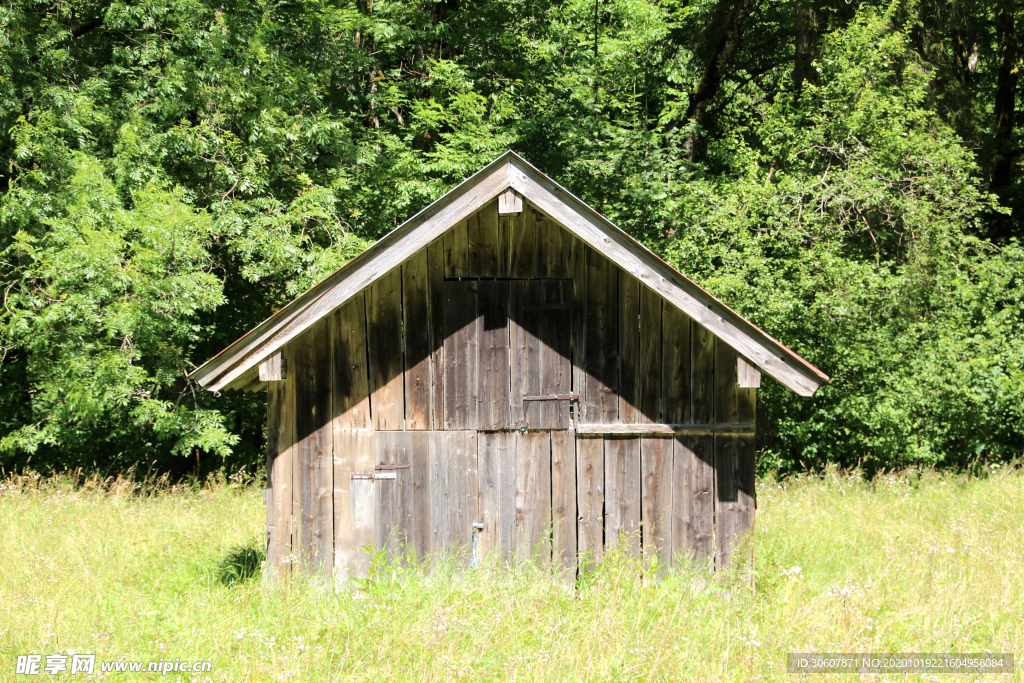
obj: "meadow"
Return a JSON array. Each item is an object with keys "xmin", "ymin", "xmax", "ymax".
[{"xmin": 1, "ymin": 466, "xmax": 1020, "ymax": 682}]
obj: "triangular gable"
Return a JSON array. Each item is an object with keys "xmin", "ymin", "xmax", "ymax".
[{"xmin": 190, "ymin": 151, "xmax": 828, "ymax": 396}]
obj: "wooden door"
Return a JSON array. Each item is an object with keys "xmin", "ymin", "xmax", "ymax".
[
  {"xmin": 510, "ymin": 279, "xmax": 575, "ymax": 429},
  {"xmin": 442, "ymin": 280, "xmax": 511, "ymax": 430}
]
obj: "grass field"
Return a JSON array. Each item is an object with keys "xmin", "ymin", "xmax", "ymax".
[{"xmin": 0, "ymin": 466, "xmax": 1020, "ymax": 682}]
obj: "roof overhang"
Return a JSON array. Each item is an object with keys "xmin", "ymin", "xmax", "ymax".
[{"xmin": 190, "ymin": 151, "xmax": 829, "ymax": 396}]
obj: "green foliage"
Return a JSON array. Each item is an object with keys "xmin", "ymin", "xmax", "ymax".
[
  {"xmin": 0, "ymin": 0, "xmax": 1021, "ymax": 474},
  {"xmin": 664, "ymin": 9, "xmax": 1024, "ymax": 470}
]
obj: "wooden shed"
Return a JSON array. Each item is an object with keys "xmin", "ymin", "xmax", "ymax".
[{"xmin": 191, "ymin": 151, "xmax": 828, "ymax": 582}]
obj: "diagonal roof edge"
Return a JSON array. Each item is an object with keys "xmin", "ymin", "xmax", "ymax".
[
  {"xmin": 507, "ymin": 152, "xmax": 828, "ymax": 396},
  {"xmin": 190, "ymin": 150, "xmax": 828, "ymax": 396}
]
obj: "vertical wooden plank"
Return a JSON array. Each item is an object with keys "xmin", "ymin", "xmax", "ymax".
[
  {"xmin": 291, "ymin": 349, "xmax": 302, "ymax": 574},
  {"xmin": 496, "ymin": 212, "xmax": 511, "ymax": 278},
  {"xmin": 443, "ymin": 219, "xmax": 469, "ymax": 278},
  {"xmin": 711, "ymin": 334, "xmax": 754, "ymax": 570},
  {"xmin": 462, "ymin": 431, "xmax": 479, "ymax": 564},
  {"xmin": 662, "ymin": 304, "xmax": 692, "ymax": 424},
  {"xmin": 466, "ymin": 209, "xmax": 484, "ymax": 277},
  {"xmin": 477, "ymin": 431, "xmax": 501, "ymax": 561},
  {"xmin": 514, "ymin": 430, "xmax": 551, "ymax": 564},
  {"xmin": 408, "ymin": 431, "xmax": 431, "ymax": 564},
  {"xmin": 638, "ymin": 286, "xmax": 663, "ymax": 424},
  {"xmin": 367, "ymin": 266, "xmax": 405, "ymax": 430},
  {"xmin": 509, "ymin": 282, "xmax": 537, "ymax": 428},
  {"xmin": 469, "ymin": 199, "xmax": 501, "ymax": 277},
  {"xmin": 691, "ymin": 321, "xmax": 715, "ymax": 425},
  {"xmin": 427, "ymin": 238, "xmax": 446, "ymax": 430},
  {"xmin": 738, "ymin": 384, "xmax": 757, "ymax": 424},
  {"xmin": 267, "ymin": 364, "xmax": 295, "ymax": 580},
  {"xmin": 551, "ymin": 429, "xmax": 577, "ymax": 578},
  {"xmin": 571, "ymin": 235, "xmax": 586, "ymax": 410},
  {"xmin": 536, "ymin": 214, "xmax": 573, "ymax": 278},
  {"xmin": 428, "ymin": 431, "xmax": 449, "ymax": 555},
  {"xmin": 265, "ymin": 383, "xmax": 279, "ymax": 575},
  {"xmin": 619, "ymin": 272, "xmax": 641, "ymax": 423},
  {"xmin": 604, "ymin": 436, "xmax": 641, "ymax": 556},
  {"xmin": 446, "ymin": 432, "xmax": 466, "ymax": 553},
  {"xmin": 641, "ymin": 436, "xmax": 673, "ymax": 574},
  {"xmin": 350, "ymin": 477, "xmax": 376, "ymax": 579},
  {"xmin": 293, "ymin": 319, "xmax": 333, "ymax": 577},
  {"xmin": 582, "ymin": 247, "xmax": 619, "ymax": 423},
  {"xmin": 443, "ymin": 280, "xmax": 479, "ymax": 430},
  {"xmin": 537, "ymin": 279, "xmax": 573, "ymax": 429},
  {"xmin": 714, "ymin": 336, "xmax": 739, "ymax": 424},
  {"xmin": 477, "ymin": 281, "xmax": 510, "ymax": 429},
  {"xmin": 714, "ymin": 434, "xmax": 755, "ymax": 569},
  {"xmin": 673, "ymin": 435, "xmax": 715, "ymax": 566},
  {"xmin": 575, "ymin": 436, "xmax": 604, "ymax": 568},
  {"xmin": 375, "ymin": 432, "xmax": 399, "ymax": 558},
  {"xmin": 403, "ymin": 250, "xmax": 431, "ymax": 430},
  {"xmin": 334, "ymin": 428, "xmax": 373, "ymax": 582},
  {"xmin": 499, "ymin": 431, "xmax": 517, "ymax": 564},
  {"xmin": 332, "ymin": 294, "xmax": 370, "ymax": 429},
  {"xmin": 509, "ymin": 204, "xmax": 537, "ymax": 278}
]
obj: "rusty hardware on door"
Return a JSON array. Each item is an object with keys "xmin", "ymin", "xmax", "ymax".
[{"xmin": 522, "ymin": 393, "xmax": 580, "ymax": 401}]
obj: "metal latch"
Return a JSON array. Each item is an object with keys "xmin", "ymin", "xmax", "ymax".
[{"xmin": 522, "ymin": 393, "xmax": 580, "ymax": 401}]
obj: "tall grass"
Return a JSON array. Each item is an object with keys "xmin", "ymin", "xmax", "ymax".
[{"xmin": 1, "ymin": 466, "xmax": 1021, "ymax": 681}]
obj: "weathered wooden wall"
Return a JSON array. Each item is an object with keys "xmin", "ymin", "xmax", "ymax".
[{"xmin": 264, "ymin": 199, "xmax": 757, "ymax": 582}]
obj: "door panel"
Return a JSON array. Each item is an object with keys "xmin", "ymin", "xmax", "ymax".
[
  {"xmin": 510, "ymin": 279, "xmax": 575, "ymax": 429},
  {"xmin": 442, "ymin": 281, "xmax": 511, "ymax": 430}
]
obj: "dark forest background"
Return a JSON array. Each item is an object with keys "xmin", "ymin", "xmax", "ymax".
[{"xmin": 2, "ymin": 0, "xmax": 1022, "ymax": 478}]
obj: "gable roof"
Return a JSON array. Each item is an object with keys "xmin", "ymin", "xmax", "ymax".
[{"xmin": 190, "ymin": 151, "xmax": 829, "ymax": 396}]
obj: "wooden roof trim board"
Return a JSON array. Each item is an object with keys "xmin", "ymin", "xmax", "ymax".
[{"xmin": 190, "ymin": 150, "xmax": 829, "ymax": 396}]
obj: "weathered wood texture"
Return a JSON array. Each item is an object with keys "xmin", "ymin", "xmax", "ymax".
[
  {"xmin": 619, "ymin": 273, "xmax": 641, "ymax": 423},
  {"xmin": 515, "ymin": 430, "xmax": 552, "ymax": 564},
  {"xmin": 292, "ymin": 319, "xmax": 333, "ymax": 577},
  {"xmin": 266, "ymin": 356, "xmax": 295, "ymax": 580},
  {"xmin": 477, "ymin": 282, "xmax": 510, "ymax": 430},
  {"xmin": 334, "ymin": 429, "xmax": 373, "ymax": 581},
  {"xmin": 663, "ymin": 303, "xmax": 691, "ymax": 425},
  {"xmin": 498, "ymin": 188, "xmax": 523, "ymax": 214},
  {"xmin": 604, "ymin": 436, "xmax": 641, "ymax": 555},
  {"xmin": 427, "ymin": 237, "xmax": 446, "ymax": 430},
  {"xmin": 403, "ymin": 250, "xmax": 432, "ymax": 429},
  {"xmin": 265, "ymin": 201, "xmax": 762, "ymax": 581},
  {"xmin": 427, "ymin": 431, "xmax": 479, "ymax": 562},
  {"xmin": 640, "ymin": 436, "xmax": 672, "ymax": 573},
  {"xmin": 331, "ymin": 295, "xmax": 370, "ymax": 429},
  {"xmin": 551, "ymin": 429, "xmax": 577, "ymax": 577},
  {"xmin": 510, "ymin": 279, "xmax": 573, "ymax": 429},
  {"xmin": 638, "ymin": 287, "xmax": 663, "ymax": 423},
  {"xmin": 477, "ymin": 431, "xmax": 509, "ymax": 562},
  {"xmin": 673, "ymin": 435, "xmax": 715, "ymax": 566},
  {"xmin": 443, "ymin": 280, "xmax": 479, "ymax": 430},
  {"xmin": 366, "ymin": 267, "xmax": 405, "ymax": 430},
  {"xmin": 259, "ymin": 350, "xmax": 286, "ymax": 382},
  {"xmin": 713, "ymin": 339, "xmax": 756, "ymax": 569},
  {"xmin": 576, "ymin": 436, "xmax": 604, "ymax": 568},
  {"xmin": 737, "ymin": 356, "xmax": 761, "ymax": 388},
  {"xmin": 582, "ymin": 246, "xmax": 619, "ymax": 424}
]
